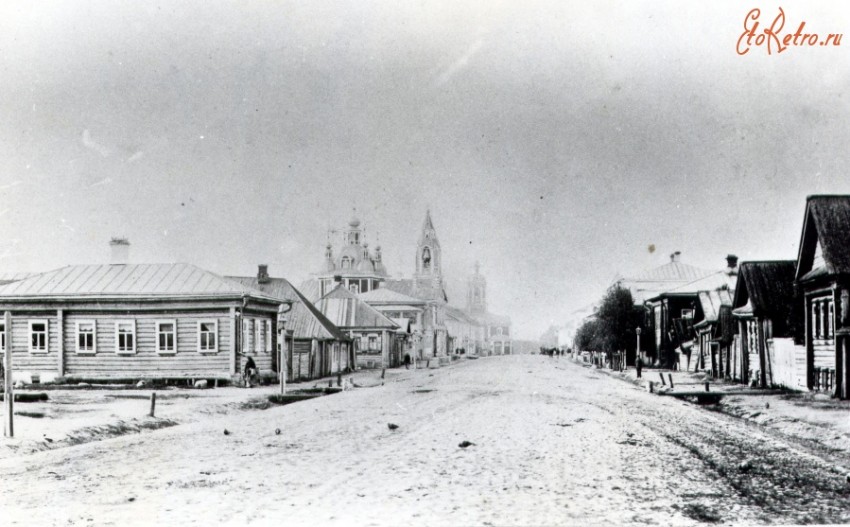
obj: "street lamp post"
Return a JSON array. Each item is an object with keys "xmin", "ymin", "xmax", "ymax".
[
  {"xmin": 635, "ymin": 326, "xmax": 642, "ymax": 367},
  {"xmin": 278, "ymin": 301, "xmax": 294, "ymax": 395}
]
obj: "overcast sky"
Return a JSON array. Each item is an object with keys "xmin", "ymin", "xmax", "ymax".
[{"xmin": 1, "ymin": 1, "xmax": 849, "ymax": 339}]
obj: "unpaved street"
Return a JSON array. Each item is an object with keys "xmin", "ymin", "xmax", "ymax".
[{"xmin": 1, "ymin": 356, "xmax": 849, "ymax": 526}]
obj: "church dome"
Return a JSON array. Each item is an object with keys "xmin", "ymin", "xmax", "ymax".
[
  {"xmin": 357, "ymin": 258, "xmax": 375, "ymax": 273},
  {"xmin": 349, "ymin": 216, "xmax": 361, "ymax": 228}
]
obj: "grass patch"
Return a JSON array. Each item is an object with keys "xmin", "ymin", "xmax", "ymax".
[
  {"xmin": 15, "ymin": 411, "xmax": 46, "ymax": 418},
  {"xmin": 682, "ymin": 503, "xmax": 723, "ymax": 523}
]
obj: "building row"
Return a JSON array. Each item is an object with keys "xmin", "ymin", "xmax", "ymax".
[
  {"xmin": 603, "ymin": 195, "xmax": 850, "ymax": 400},
  {"xmin": 0, "ymin": 211, "xmax": 512, "ymax": 384}
]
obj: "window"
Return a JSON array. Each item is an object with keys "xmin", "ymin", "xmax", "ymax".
[
  {"xmin": 198, "ymin": 320, "xmax": 217, "ymax": 353},
  {"xmin": 76, "ymin": 320, "xmax": 96, "ymax": 354},
  {"xmin": 0, "ymin": 320, "xmax": 5, "ymax": 353},
  {"xmin": 341, "ymin": 257, "xmax": 351, "ymax": 269},
  {"xmin": 29, "ymin": 320, "xmax": 48, "ymax": 353},
  {"xmin": 368, "ymin": 336, "xmax": 378, "ymax": 350},
  {"xmin": 681, "ymin": 309, "xmax": 694, "ymax": 319},
  {"xmin": 156, "ymin": 320, "xmax": 177, "ymax": 354},
  {"xmin": 349, "ymin": 283, "xmax": 359, "ymax": 294},
  {"xmin": 116, "ymin": 321, "xmax": 136, "ymax": 354}
]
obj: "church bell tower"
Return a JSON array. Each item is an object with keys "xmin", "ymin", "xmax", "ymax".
[{"xmin": 415, "ymin": 209, "xmax": 442, "ymax": 288}]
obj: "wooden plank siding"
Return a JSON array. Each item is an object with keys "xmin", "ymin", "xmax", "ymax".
[
  {"xmin": 9, "ymin": 315, "xmax": 59, "ymax": 377},
  {"xmin": 4, "ymin": 307, "xmax": 278, "ymax": 381},
  {"xmin": 64, "ymin": 311, "xmax": 234, "ymax": 378}
]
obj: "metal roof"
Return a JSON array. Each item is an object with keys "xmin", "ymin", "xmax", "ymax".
[
  {"xmin": 0, "ymin": 264, "xmax": 273, "ymax": 300},
  {"xmin": 227, "ymin": 276, "xmax": 347, "ymax": 341},
  {"xmin": 358, "ymin": 288, "xmax": 426, "ymax": 305},
  {"xmin": 315, "ymin": 285, "xmax": 398, "ymax": 329}
]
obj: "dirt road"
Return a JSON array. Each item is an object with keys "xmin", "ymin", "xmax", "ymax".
[{"xmin": 1, "ymin": 356, "xmax": 848, "ymax": 526}]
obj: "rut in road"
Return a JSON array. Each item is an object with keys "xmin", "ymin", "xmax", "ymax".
[{"xmin": 579, "ymin": 367, "xmax": 850, "ymax": 525}]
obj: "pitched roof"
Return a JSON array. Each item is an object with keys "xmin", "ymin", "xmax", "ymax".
[
  {"xmin": 666, "ymin": 270, "xmax": 737, "ymax": 296},
  {"xmin": 358, "ymin": 288, "xmax": 426, "ymax": 305},
  {"xmin": 614, "ymin": 259, "xmax": 716, "ymax": 304},
  {"xmin": 227, "ymin": 276, "xmax": 347, "ymax": 341},
  {"xmin": 0, "ymin": 264, "xmax": 274, "ymax": 300},
  {"xmin": 315, "ymin": 285, "xmax": 398, "ymax": 329},
  {"xmin": 0, "ymin": 272, "xmax": 31, "ymax": 285},
  {"xmin": 696, "ymin": 289, "xmax": 733, "ymax": 324},
  {"xmin": 444, "ymin": 305, "xmax": 477, "ymax": 324},
  {"xmin": 796, "ymin": 195, "xmax": 850, "ymax": 280},
  {"xmin": 629, "ymin": 261, "xmax": 715, "ymax": 282},
  {"xmin": 297, "ymin": 279, "xmax": 322, "ymax": 302},
  {"xmin": 383, "ymin": 278, "xmax": 447, "ymax": 303},
  {"xmin": 732, "ymin": 261, "xmax": 796, "ymax": 321}
]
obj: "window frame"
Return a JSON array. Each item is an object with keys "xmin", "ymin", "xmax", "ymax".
[
  {"xmin": 197, "ymin": 319, "xmax": 218, "ymax": 353},
  {"xmin": 156, "ymin": 319, "xmax": 177, "ymax": 355},
  {"xmin": 29, "ymin": 319, "xmax": 49, "ymax": 354},
  {"xmin": 75, "ymin": 319, "xmax": 97, "ymax": 355},
  {"xmin": 115, "ymin": 320, "xmax": 137, "ymax": 355}
]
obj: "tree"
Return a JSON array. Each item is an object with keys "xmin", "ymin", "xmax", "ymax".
[
  {"xmin": 575, "ymin": 318, "xmax": 603, "ymax": 351},
  {"xmin": 593, "ymin": 286, "xmax": 644, "ymax": 364}
]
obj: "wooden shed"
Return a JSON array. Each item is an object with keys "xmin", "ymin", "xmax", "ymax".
[
  {"xmin": 314, "ymin": 284, "xmax": 400, "ymax": 369},
  {"xmin": 731, "ymin": 260, "xmax": 799, "ymax": 387},
  {"xmin": 228, "ymin": 267, "xmax": 351, "ymax": 381}
]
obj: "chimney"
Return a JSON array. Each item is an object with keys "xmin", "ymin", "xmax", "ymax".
[
  {"xmin": 670, "ymin": 251, "xmax": 681, "ymax": 263},
  {"xmin": 257, "ymin": 264, "xmax": 270, "ymax": 284},
  {"xmin": 726, "ymin": 254, "xmax": 739, "ymax": 274},
  {"xmin": 110, "ymin": 238, "xmax": 130, "ymax": 265},
  {"xmin": 333, "ymin": 275, "xmax": 342, "ymax": 283}
]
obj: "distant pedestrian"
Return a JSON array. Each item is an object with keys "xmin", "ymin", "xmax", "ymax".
[
  {"xmin": 243, "ymin": 356, "xmax": 257, "ymax": 387},
  {"xmin": 636, "ymin": 356, "xmax": 643, "ymax": 379},
  {"xmin": 404, "ymin": 353, "xmax": 411, "ymax": 369}
]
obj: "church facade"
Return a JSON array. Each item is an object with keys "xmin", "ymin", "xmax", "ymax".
[
  {"xmin": 464, "ymin": 262, "xmax": 513, "ymax": 355},
  {"xmin": 304, "ymin": 209, "xmax": 510, "ymax": 366}
]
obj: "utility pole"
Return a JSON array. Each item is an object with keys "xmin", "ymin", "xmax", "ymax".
[
  {"xmin": 278, "ymin": 301, "xmax": 294, "ymax": 395},
  {"xmin": 4, "ymin": 311, "xmax": 13, "ymax": 438}
]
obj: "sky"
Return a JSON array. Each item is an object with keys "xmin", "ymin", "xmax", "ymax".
[{"xmin": 1, "ymin": 1, "xmax": 849, "ymax": 340}]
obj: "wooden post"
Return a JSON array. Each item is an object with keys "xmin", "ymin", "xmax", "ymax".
[
  {"xmin": 229, "ymin": 307, "xmax": 237, "ymax": 376},
  {"xmin": 4, "ymin": 311, "xmax": 13, "ymax": 438},
  {"xmin": 279, "ymin": 331, "xmax": 287, "ymax": 396},
  {"xmin": 704, "ymin": 382, "xmax": 710, "ymax": 392},
  {"xmin": 57, "ymin": 309, "xmax": 64, "ymax": 378},
  {"xmin": 658, "ymin": 372, "xmax": 666, "ymax": 386},
  {"xmin": 668, "ymin": 373, "xmax": 674, "ymax": 388},
  {"xmin": 381, "ymin": 368, "xmax": 386, "ymax": 380},
  {"xmin": 647, "ymin": 381, "xmax": 654, "ymax": 394},
  {"xmin": 149, "ymin": 392, "xmax": 156, "ymax": 417}
]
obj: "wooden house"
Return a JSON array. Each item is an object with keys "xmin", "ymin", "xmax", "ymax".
[
  {"xmin": 0, "ymin": 263, "xmax": 284, "ymax": 384},
  {"xmin": 645, "ymin": 255, "xmax": 737, "ymax": 368},
  {"xmin": 731, "ymin": 261, "xmax": 798, "ymax": 387},
  {"xmin": 794, "ymin": 195, "xmax": 850, "ymax": 398},
  {"xmin": 228, "ymin": 266, "xmax": 351, "ymax": 381},
  {"xmin": 692, "ymin": 289, "xmax": 734, "ymax": 376},
  {"xmin": 314, "ymin": 284, "xmax": 401, "ymax": 369},
  {"xmin": 358, "ymin": 287, "xmax": 425, "ymax": 362}
]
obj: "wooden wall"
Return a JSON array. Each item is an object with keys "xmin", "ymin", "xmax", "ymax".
[{"xmin": 4, "ymin": 306, "xmax": 277, "ymax": 381}]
